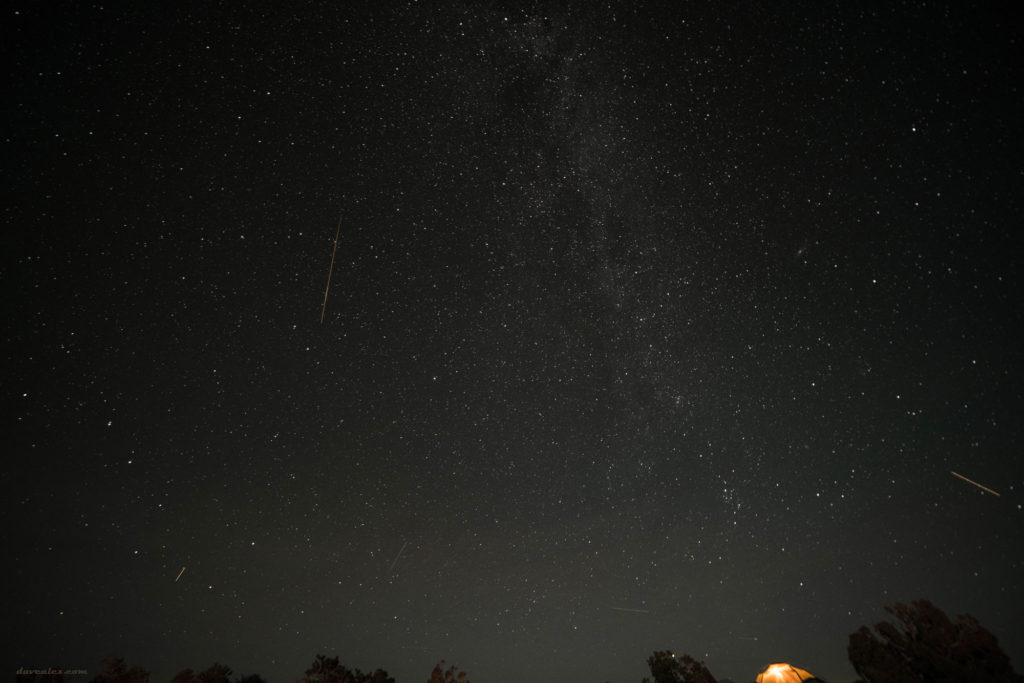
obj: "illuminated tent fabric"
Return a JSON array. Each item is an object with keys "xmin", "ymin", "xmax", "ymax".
[{"xmin": 755, "ymin": 662, "xmax": 818, "ymax": 682}]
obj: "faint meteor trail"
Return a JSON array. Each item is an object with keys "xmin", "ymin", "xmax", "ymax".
[
  {"xmin": 388, "ymin": 540, "xmax": 409, "ymax": 573},
  {"xmin": 320, "ymin": 214, "xmax": 342, "ymax": 324},
  {"xmin": 951, "ymin": 471, "xmax": 1000, "ymax": 497},
  {"xmin": 739, "ymin": 636, "xmax": 759, "ymax": 641},
  {"xmin": 175, "ymin": 566, "xmax": 186, "ymax": 582},
  {"xmin": 609, "ymin": 606, "xmax": 649, "ymax": 613}
]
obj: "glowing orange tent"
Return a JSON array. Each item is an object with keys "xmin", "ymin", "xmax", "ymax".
[{"xmin": 755, "ymin": 662, "xmax": 818, "ymax": 682}]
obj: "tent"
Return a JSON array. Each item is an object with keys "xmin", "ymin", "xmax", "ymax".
[{"xmin": 755, "ymin": 662, "xmax": 819, "ymax": 682}]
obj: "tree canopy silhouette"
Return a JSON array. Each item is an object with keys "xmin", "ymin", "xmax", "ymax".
[
  {"xmin": 642, "ymin": 651, "xmax": 717, "ymax": 683},
  {"xmin": 848, "ymin": 599, "xmax": 1022, "ymax": 682},
  {"xmin": 170, "ymin": 664, "xmax": 232, "ymax": 683},
  {"xmin": 299, "ymin": 654, "xmax": 394, "ymax": 683},
  {"xmin": 92, "ymin": 656, "xmax": 149, "ymax": 683},
  {"xmin": 232, "ymin": 676, "xmax": 266, "ymax": 683},
  {"xmin": 426, "ymin": 660, "xmax": 469, "ymax": 683}
]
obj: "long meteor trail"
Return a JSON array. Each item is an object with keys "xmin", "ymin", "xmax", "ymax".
[
  {"xmin": 388, "ymin": 540, "xmax": 409, "ymax": 573},
  {"xmin": 320, "ymin": 214, "xmax": 342, "ymax": 325},
  {"xmin": 609, "ymin": 606, "xmax": 650, "ymax": 613},
  {"xmin": 951, "ymin": 471, "xmax": 1000, "ymax": 497}
]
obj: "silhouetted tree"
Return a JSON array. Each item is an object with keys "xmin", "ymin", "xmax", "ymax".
[
  {"xmin": 427, "ymin": 660, "xmax": 469, "ymax": 683},
  {"xmin": 92, "ymin": 656, "xmax": 149, "ymax": 683},
  {"xmin": 299, "ymin": 655, "xmax": 393, "ymax": 683},
  {"xmin": 848, "ymin": 599, "xmax": 1022, "ymax": 682},
  {"xmin": 197, "ymin": 665, "xmax": 233, "ymax": 683},
  {"xmin": 301, "ymin": 655, "xmax": 353, "ymax": 683},
  {"xmin": 233, "ymin": 676, "xmax": 266, "ymax": 683},
  {"xmin": 642, "ymin": 651, "xmax": 717, "ymax": 683},
  {"xmin": 171, "ymin": 665, "xmax": 233, "ymax": 683}
]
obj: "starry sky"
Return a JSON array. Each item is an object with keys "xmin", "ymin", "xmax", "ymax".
[{"xmin": 5, "ymin": 3, "xmax": 1023, "ymax": 683}]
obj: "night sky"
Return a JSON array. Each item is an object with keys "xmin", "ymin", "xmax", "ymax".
[{"xmin": 6, "ymin": 3, "xmax": 1023, "ymax": 683}]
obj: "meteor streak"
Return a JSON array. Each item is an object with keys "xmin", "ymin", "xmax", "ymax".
[
  {"xmin": 320, "ymin": 214, "xmax": 342, "ymax": 325},
  {"xmin": 388, "ymin": 540, "xmax": 408, "ymax": 573},
  {"xmin": 609, "ymin": 606, "xmax": 649, "ymax": 613},
  {"xmin": 175, "ymin": 566, "xmax": 186, "ymax": 582},
  {"xmin": 951, "ymin": 471, "xmax": 1000, "ymax": 497}
]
